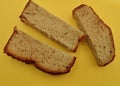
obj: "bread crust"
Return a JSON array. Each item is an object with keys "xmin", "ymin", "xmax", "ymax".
[
  {"xmin": 20, "ymin": 0, "xmax": 31, "ymax": 23},
  {"xmin": 4, "ymin": 27, "xmax": 76, "ymax": 75},
  {"xmin": 34, "ymin": 57, "xmax": 76, "ymax": 75},
  {"xmin": 73, "ymin": 4, "xmax": 115, "ymax": 66}
]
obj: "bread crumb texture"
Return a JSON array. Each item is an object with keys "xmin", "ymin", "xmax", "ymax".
[
  {"xmin": 20, "ymin": 0, "xmax": 84, "ymax": 52},
  {"xmin": 73, "ymin": 4, "xmax": 115, "ymax": 66},
  {"xmin": 4, "ymin": 27, "xmax": 76, "ymax": 75}
]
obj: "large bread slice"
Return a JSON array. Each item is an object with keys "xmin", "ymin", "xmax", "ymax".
[
  {"xmin": 73, "ymin": 4, "xmax": 115, "ymax": 66},
  {"xmin": 20, "ymin": 0, "xmax": 84, "ymax": 52},
  {"xmin": 4, "ymin": 27, "xmax": 76, "ymax": 75}
]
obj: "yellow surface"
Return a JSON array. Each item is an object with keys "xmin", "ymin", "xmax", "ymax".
[{"xmin": 0, "ymin": 0, "xmax": 120, "ymax": 86}]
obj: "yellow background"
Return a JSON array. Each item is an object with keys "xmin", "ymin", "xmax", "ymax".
[{"xmin": 0, "ymin": 0, "xmax": 120, "ymax": 86}]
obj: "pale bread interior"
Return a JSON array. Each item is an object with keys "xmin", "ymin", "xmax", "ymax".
[
  {"xmin": 4, "ymin": 28, "xmax": 76, "ymax": 74},
  {"xmin": 20, "ymin": 0, "xmax": 84, "ymax": 52},
  {"xmin": 73, "ymin": 5, "xmax": 115, "ymax": 66}
]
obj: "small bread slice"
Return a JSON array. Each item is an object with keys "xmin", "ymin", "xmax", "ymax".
[
  {"xmin": 73, "ymin": 4, "xmax": 115, "ymax": 66},
  {"xmin": 4, "ymin": 27, "xmax": 76, "ymax": 75},
  {"xmin": 20, "ymin": 0, "xmax": 84, "ymax": 52}
]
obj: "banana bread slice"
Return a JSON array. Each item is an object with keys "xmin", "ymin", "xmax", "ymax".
[
  {"xmin": 4, "ymin": 27, "xmax": 76, "ymax": 75},
  {"xmin": 73, "ymin": 4, "xmax": 115, "ymax": 66},
  {"xmin": 20, "ymin": 0, "xmax": 84, "ymax": 52}
]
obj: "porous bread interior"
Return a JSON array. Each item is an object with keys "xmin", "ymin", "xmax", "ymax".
[
  {"xmin": 73, "ymin": 5, "xmax": 115, "ymax": 66},
  {"xmin": 4, "ymin": 28, "xmax": 76, "ymax": 74},
  {"xmin": 20, "ymin": 0, "xmax": 84, "ymax": 51}
]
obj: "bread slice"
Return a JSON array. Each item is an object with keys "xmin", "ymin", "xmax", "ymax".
[
  {"xmin": 20, "ymin": 0, "xmax": 84, "ymax": 52},
  {"xmin": 4, "ymin": 27, "xmax": 76, "ymax": 75},
  {"xmin": 73, "ymin": 4, "xmax": 115, "ymax": 66}
]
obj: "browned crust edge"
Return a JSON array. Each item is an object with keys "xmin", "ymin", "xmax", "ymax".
[
  {"xmin": 34, "ymin": 57, "xmax": 76, "ymax": 75},
  {"xmin": 4, "ymin": 27, "xmax": 18, "ymax": 55},
  {"xmin": 4, "ymin": 28, "xmax": 76, "ymax": 75},
  {"xmin": 19, "ymin": 0, "xmax": 31, "ymax": 22},
  {"xmin": 72, "ymin": 4, "xmax": 115, "ymax": 66},
  {"xmin": 4, "ymin": 27, "xmax": 35, "ymax": 63}
]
